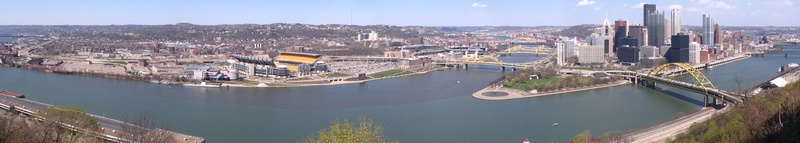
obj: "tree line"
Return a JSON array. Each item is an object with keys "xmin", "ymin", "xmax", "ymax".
[
  {"xmin": 0, "ymin": 105, "xmax": 174, "ymax": 143},
  {"xmin": 502, "ymin": 68, "xmax": 619, "ymax": 92},
  {"xmin": 668, "ymin": 81, "xmax": 800, "ymax": 142}
]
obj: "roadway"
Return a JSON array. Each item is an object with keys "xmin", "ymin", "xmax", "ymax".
[
  {"xmin": 0, "ymin": 94, "xmax": 204, "ymax": 143},
  {"xmin": 625, "ymin": 107, "xmax": 724, "ymax": 143},
  {"xmin": 0, "ymin": 95, "xmax": 125, "ymax": 135},
  {"xmin": 16, "ymin": 37, "xmax": 58, "ymax": 58}
]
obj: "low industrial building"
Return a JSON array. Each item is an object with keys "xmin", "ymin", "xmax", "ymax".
[
  {"xmin": 399, "ymin": 57, "xmax": 432, "ymax": 70},
  {"xmin": 640, "ymin": 57, "xmax": 668, "ymax": 68},
  {"xmin": 192, "ymin": 68, "xmax": 239, "ymax": 80},
  {"xmin": 150, "ymin": 66, "xmax": 186, "ymax": 75}
]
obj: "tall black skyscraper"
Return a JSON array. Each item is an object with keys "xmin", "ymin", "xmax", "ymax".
[
  {"xmin": 617, "ymin": 45, "xmax": 640, "ymax": 64},
  {"xmin": 667, "ymin": 34, "xmax": 690, "ymax": 63},
  {"xmin": 613, "ymin": 26, "xmax": 628, "ymax": 53},
  {"xmin": 643, "ymin": 4, "xmax": 656, "ymax": 26}
]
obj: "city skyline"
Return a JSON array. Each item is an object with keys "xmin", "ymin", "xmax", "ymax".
[{"xmin": 0, "ymin": 0, "xmax": 797, "ymax": 26}]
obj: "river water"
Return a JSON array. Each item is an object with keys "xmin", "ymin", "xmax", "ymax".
[{"xmin": 0, "ymin": 46, "xmax": 797, "ymax": 142}]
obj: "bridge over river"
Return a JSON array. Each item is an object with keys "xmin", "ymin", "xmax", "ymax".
[{"xmin": 595, "ymin": 62, "xmax": 744, "ymax": 106}]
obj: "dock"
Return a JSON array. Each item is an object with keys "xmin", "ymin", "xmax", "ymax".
[
  {"xmin": 0, "ymin": 91, "xmax": 25, "ymax": 98},
  {"xmin": 0, "ymin": 92, "xmax": 205, "ymax": 143}
]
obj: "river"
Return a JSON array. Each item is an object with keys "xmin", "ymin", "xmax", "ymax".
[{"xmin": 0, "ymin": 46, "xmax": 797, "ymax": 142}]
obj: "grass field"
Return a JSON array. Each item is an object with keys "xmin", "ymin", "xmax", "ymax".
[
  {"xmin": 241, "ymin": 79, "xmax": 260, "ymax": 85},
  {"xmin": 106, "ymin": 61, "xmax": 129, "ymax": 65},
  {"xmin": 368, "ymin": 69, "xmax": 413, "ymax": 78},
  {"xmin": 505, "ymin": 77, "xmax": 559, "ymax": 90},
  {"xmin": 570, "ymin": 67, "xmax": 596, "ymax": 71},
  {"xmin": 325, "ymin": 72, "xmax": 351, "ymax": 77}
]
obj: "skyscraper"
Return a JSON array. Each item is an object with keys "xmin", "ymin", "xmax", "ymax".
[
  {"xmin": 671, "ymin": 8, "xmax": 681, "ymax": 35},
  {"xmin": 556, "ymin": 42, "xmax": 565, "ymax": 66},
  {"xmin": 668, "ymin": 34, "xmax": 691, "ymax": 63},
  {"xmin": 629, "ymin": 24, "xmax": 648, "ymax": 47},
  {"xmin": 578, "ymin": 44, "xmax": 605, "ymax": 65},
  {"xmin": 643, "ymin": 4, "xmax": 657, "ymax": 26},
  {"xmin": 587, "ymin": 33, "xmax": 602, "ymax": 46},
  {"xmin": 601, "ymin": 16, "xmax": 615, "ymax": 54},
  {"xmin": 614, "ymin": 20, "xmax": 628, "ymax": 36},
  {"xmin": 613, "ymin": 25, "xmax": 628, "ymax": 53},
  {"xmin": 601, "ymin": 16, "xmax": 614, "ymax": 37},
  {"xmin": 664, "ymin": 19, "xmax": 671, "ymax": 40},
  {"xmin": 647, "ymin": 11, "xmax": 665, "ymax": 47},
  {"xmin": 556, "ymin": 38, "xmax": 578, "ymax": 66},
  {"xmin": 702, "ymin": 14, "xmax": 714, "ymax": 45},
  {"xmin": 617, "ymin": 45, "xmax": 641, "ymax": 64},
  {"xmin": 714, "ymin": 24, "xmax": 722, "ymax": 45},
  {"xmin": 689, "ymin": 42, "xmax": 701, "ymax": 64},
  {"xmin": 614, "ymin": 19, "xmax": 628, "ymax": 53}
]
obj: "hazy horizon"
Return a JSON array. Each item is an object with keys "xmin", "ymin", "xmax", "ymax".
[{"xmin": 0, "ymin": 0, "xmax": 797, "ymax": 26}]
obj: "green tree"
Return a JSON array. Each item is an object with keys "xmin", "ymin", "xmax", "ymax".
[
  {"xmin": 34, "ymin": 105, "xmax": 101, "ymax": 143},
  {"xmin": 702, "ymin": 121, "xmax": 723, "ymax": 143},
  {"xmin": 302, "ymin": 117, "xmax": 397, "ymax": 143},
  {"xmin": 572, "ymin": 133, "xmax": 587, "ymax": 143}
]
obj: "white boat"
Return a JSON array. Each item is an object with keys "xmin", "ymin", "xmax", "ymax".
[
  {"xmin": 184, "ymin": 82, "xmax": 220, "ymax": 88},
  {"xmin": 150, "ymin": 80, "xmax": 160, "ymax": 83},
  {"xmin": 160, "ymin": 80, "xmax": 172, "ymax": 85},
  {"xmin": 789, "ymin": 63, "xmax": 799, "ymax": 68},
  {"xmin": 553, "ymin": 123, "xmax": 558, "ymax": 126}
]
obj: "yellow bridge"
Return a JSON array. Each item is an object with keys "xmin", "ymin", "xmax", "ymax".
[
  {"xmin": 434, "ymin": 54, "xmax": 554, "ymax": 70},
  {"xmin": 497, "ymin": 45, "xmax": 553, "ymax": 55},
  {"xmin": 610, "ymin": 63, "xmax": 743, "ymax": 105}
]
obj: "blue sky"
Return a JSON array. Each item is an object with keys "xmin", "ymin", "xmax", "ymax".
[{"xmin": 0, "ymin": 0, "xmax": 796, "ymax": 26}]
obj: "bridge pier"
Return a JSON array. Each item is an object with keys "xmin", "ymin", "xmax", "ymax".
[
  {"xmin": 501, "ymin": 66, "xmax": 505, "ymax": 71},
  {"xmin": 704, "ymin": 95, "xmax": 721, "ymax": 107},
  {"xmin": 642, "ymin": 80, "xmax": 656, "ymax": 88}
]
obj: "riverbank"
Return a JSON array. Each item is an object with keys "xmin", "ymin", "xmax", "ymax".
[
  {"xmin": 472, "ymin": 80, "xmax": 631, "ymax": 100},
  {"xmin": 4, "ymin": 58, "xmax": 449, "ymax": 88},
  {"xmin": 706, "ymin": 54, "xmax": 750, "ymax": 68},
  {"xmin": 223, "ymin": 66, "xmax": 445, "ymax": 88}
]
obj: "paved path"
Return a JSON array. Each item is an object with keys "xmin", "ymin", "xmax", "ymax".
[{"xmin": 472, "ymin": 81, "xmax": 631, "ymax": 101}]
